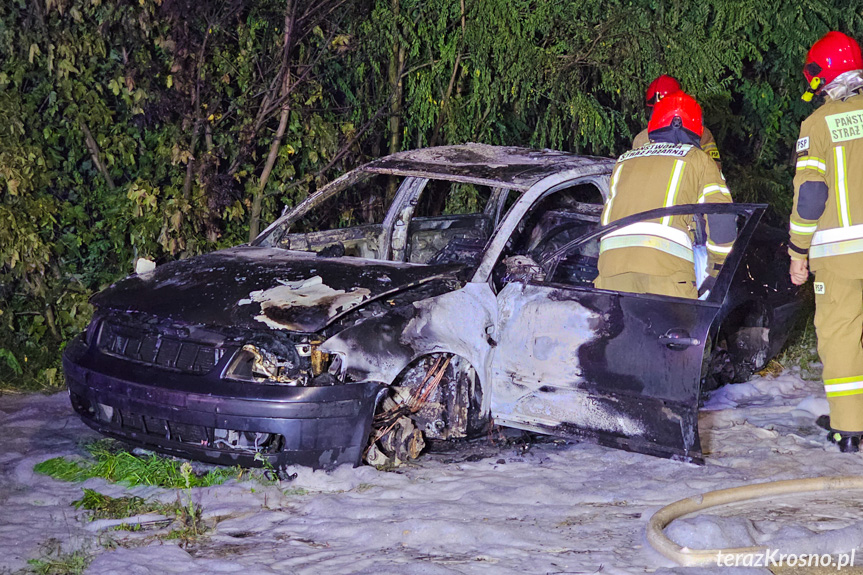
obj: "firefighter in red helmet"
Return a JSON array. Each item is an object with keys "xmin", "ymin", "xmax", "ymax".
[
  {"xmin": 596, "ymin": 92, "xmax": 733, "ymax": 298},
  {"xmin": 632, "ymin": 75, "xmax": 723, "ymax": 170},
  {"xmin": 787, "ymin": 31, "xmax": 863, "ymax": 452}
]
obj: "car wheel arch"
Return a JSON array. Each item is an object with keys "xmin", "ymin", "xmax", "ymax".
[
  {"xmin": 378, "ymin": 350, "xmax": 489, "ymax": 422},
  {"xmin": 705, "ymin": 301, "xmax": 771, "ymax": 390},
  {"xmin": 363, "ymin": 352, "xmax": 489, "ymax": 467}
]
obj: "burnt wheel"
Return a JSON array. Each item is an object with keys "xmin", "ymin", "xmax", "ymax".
[
  {"xmin": 364, "ymin": 354, "xmax": 486, "ymax": 467},
  {"xmin": 704, "ymin": 305, "xmax": 773, "ymax": 394}
]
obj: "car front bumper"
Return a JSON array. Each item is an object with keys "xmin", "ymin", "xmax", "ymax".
[{"xmin": 63, "ymin": 335, "xmax": 383, "ymax": 469}]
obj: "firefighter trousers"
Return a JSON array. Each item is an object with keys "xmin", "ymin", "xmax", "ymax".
[
  {"xmin": 594, "ymin": 271, "xmax": 697, "ymax": 299},
  {"xmin": 813, "ymin": 268, "xmax": 863, "ymax": 433}
]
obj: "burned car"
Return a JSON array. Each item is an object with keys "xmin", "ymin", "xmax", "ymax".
[{"xmin": 63, "ymin": 144, "xmax": 801, "ymax": 468}]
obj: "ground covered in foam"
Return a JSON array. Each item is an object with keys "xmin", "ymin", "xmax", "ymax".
[{"xmin": 2, "ymin": 368, "xmax": 863, "ymax": 574}]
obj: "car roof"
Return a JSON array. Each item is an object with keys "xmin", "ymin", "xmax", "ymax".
[{"xmin": 362, "ymin": 143, "xmax": 615, "ymax": 191}]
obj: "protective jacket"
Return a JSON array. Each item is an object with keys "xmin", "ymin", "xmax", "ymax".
[
  {"xmin": 633, "ymin": 126, "xmax": 721, "ymax": 166},
  {"xmin": 789, "ymin": 87, "xmax": 863, "ymax": 430},
  {"xmin": 788, "ymin": 91, "xmax": 863, "ymax": 276},
  {"xmin": 598, "ymin": 142, "xmax": 733, "ymax": 284}
]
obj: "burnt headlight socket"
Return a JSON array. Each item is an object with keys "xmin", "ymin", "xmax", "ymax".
[
  {"xmin": 223, "ymin": 345, "xmax": 303, "ymax": 385},
  {"xmin": 294, "ymin": 340, "xmax": 331, "ymax": 377}
]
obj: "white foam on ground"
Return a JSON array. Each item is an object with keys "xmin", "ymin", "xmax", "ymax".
[{"xmin": 1, "ymin": 373, "xmax": 862, "ymax": 574}]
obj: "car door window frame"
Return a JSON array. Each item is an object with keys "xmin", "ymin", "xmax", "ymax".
[
  {"xmin": 393, "ymin": 180, "xmax": 509, "ymax": 264},
  {"xmin": 472, "ymin": 171, "xmax": 612, "ymax": 284},
  {"xmin": 538, "ymin": 203, "xmax": 767, "ymax": 305},
  {"xmin": 385, "ymin": 177, "xmax": 430, "ymax": 261}
]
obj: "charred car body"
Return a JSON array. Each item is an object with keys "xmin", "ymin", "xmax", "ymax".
[{"xmin": 64, "ymin": 144, "xmax": 801, "ymax": 468}]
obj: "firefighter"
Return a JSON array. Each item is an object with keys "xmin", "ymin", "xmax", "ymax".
[
  {"xmin": 632, "ymin": 75, "xmax": 723, "ymax": 170},
  {"xmin": 596, "ymin": 92, "xmax": 734, "ymax": 298},
  {"xmin": 787, "ymin": 31, "xmax": 863, "ymax": 452}
]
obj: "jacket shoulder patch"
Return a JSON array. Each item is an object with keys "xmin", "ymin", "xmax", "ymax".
[
  {"xmin": 618, "ymin": 143, "xmax": 693, "ymax": 162},
  {"xmin": 826, "ymin": 110, "xmax": 863, "ymax": 143},
  {"xmin": 796, "ymin": 136, "xmax": 810, "ymax": 153}
]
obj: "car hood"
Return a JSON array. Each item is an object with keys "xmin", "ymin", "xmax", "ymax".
[{"xmin": 91, "ymin": 246, "xmax": 463, "ymax": 333}]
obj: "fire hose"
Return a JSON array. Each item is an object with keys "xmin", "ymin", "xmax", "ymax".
[{"xmin": 646, "ymin": 475, "xmax": 863, "ymax": 566}]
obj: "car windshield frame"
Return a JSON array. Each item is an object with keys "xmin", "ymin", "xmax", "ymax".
[
  {"xmin": 252, "ymin": 167, "xmax": 524, "ymax": 262},
  {"xmin": 253, "ymin": 169, "xmax": 380, "ymax": 248}
]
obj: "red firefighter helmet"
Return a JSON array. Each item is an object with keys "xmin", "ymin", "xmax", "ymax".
[
  {"xmin": 645, "ymin": 75, "xmax": 682, "ymax": 106},
  {"xmin": 647, "ymin": 92, "xmax": 704, "ymax": 137},
  {"xmin": 804, "ymin": 31, "xmax": 863, "ymax": 86}
]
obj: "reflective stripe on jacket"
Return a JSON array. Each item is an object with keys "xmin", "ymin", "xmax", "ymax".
[
  {"xmin": 600, "ymin": 222, "xmax": 695, "ymax": 262},
  {"xmin": 789, "ymin": 92, "xmax": 863, "ymax": 275},
  {"xmin": 599, "ymin": 142, "xmax": 732, "ymax": 280}
]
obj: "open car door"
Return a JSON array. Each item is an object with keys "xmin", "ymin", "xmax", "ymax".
[{"xmin": 488, "ymin": 204, "xmax": 766, "ymax": 463}]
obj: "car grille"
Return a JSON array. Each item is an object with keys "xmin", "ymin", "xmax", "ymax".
[{"xmin": 97, "ymin": 321, "xmax": 224, "ymax": 374}]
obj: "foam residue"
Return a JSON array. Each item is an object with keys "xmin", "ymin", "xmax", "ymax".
[{"xmin": 2, "ymin": 373, "xmax": 863, "ymax": 574}]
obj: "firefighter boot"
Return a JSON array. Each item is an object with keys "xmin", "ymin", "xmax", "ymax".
[{"xmin": 828, "ymin": 431, "xmax": 861, "ymax": 453}]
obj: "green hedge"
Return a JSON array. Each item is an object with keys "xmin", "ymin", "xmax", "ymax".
[{"xmin": 1, "ymin": 0, "xmax": 858, "ymax": 389}]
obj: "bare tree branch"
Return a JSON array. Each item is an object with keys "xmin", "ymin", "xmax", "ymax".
[
  {"xmin": 266, "ymin": 97, "xmax": 392, "ymax": 199},
  {"xmin": 430, "ymin": 0, "xmax": 466, "ymax": 147},
  {"xmin": 249, "ymin": 0, "xmax": 296, "ymax": 242},
  {"xmin": 181, "ymin": 30, "xmax": 211, "ymax": 204},
  {"xmin": 226, "ymin": 7, "xmax": 343, "ymax": 178},
  {"xmin": 79, "ymin": 120, "xmax": 115, "ymax": 191}
]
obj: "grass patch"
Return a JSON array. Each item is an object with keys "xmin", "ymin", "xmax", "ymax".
[
  {"xmin": 162, "ymin": 521, "xmax": 205, "ymax": 546},
  {"xmin": 25, "ymin": 548, "xmax": 92, "ymax": 575},
  {"xmin": 777, "ymin": 317, "xmax": 820, "ymax": 375},
  {"xmin": 31, "ymin": 440, "xmax": 276, "ymax": 555},
  {"xmin": 33, "ymin": 439, "xmax": 243, "ymax": 488},
  {"xmin": 0, "ymin": 342, "xmax": 69, "ymax": 394},
  {"xmin": 72, "ymin": 488, "xmax": 174, "ymax": 521},
  {"xmin": 72, "ymin": 488, "xmax": 208, "ymax": 542},
  {"xmin": 283, "ymin": 487, "xmax": 309, "ymax": 496}
]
